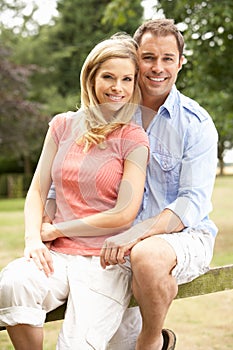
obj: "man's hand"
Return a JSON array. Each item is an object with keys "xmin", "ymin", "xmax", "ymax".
[{"xmin": 100, "ymin": 230, "xmax": 141, "ymax": 269}]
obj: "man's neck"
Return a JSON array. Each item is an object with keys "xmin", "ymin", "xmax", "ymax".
[
  {"xmin": 141, "ymin": 105, "xmax": 158, "ymax": 130},
  {"xmin": 142, "ymin": 94, "xmax": 166, "ymax": 112},
  {"xmin": 140, "ymin": 96, "xmax": 163, "ymax": 130}
]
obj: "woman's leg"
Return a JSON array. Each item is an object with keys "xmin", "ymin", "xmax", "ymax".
[
  {"xmin": 0, "ymin": 252, "xmax": 69, "ymax": 349},
  {"xmin": 57, "ymin": 255, "xmax": 132, "ymax": 350},
  {"xmin": 7, "ymin": 325, "xmax": 43, "ymax": 350}
]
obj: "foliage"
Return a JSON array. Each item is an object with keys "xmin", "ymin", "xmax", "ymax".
[
  {"xmin": 0, "ymin": 0, "xmax": 144, "ymax": 177},
  {"xmin": 102, "ymin": 0, "xmax": 143, "ymax": 30},
  {"xmin": 156, "ymin": 0, "xmax": 233, "ymax": 172},
  {"xmin": 1, "ymin": 0, "xmax": 144, "ymax": 116},
  {"xmin": 0, "ymin": 41, "xmax": 48, "ymax": 174},
  {"xmin": 4, "ymin": 1, "xmax": 233, "ymax": 175},
  {"xmin": 47, "ymin": 0, "xmax": 143, "ymax": 98}
]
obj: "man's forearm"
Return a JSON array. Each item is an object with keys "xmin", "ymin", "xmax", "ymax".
[
  {"xmin": 43, "ymin": 198, "xmax": 56, "ymax": 223},
  {"xmin": 136, "ymin": 209, "xmax": 185, "ymax": 241}
]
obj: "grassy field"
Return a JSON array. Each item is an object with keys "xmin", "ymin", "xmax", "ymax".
[{"xmin": 0, "ymin": 176, "xmax": 233, "ymax": 349}]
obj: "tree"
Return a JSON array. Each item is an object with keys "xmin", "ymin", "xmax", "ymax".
[
  {"xmin": 48, "ymin": 0, "xmax": 143, "ymax": 99},
  {"xmin": 0, "ymin": 42, "xmax": 48, "ymax": 175},
  {"xmin": 156, "ymin": 0, "xmax": 233, "ymax": 174},
  {"xmin": 9, "ymin": 0, "xmax": 144, "ymax": 114},
  {"xmin": 102, "ymin": 0, "xmax": 143, "ymax": 30},
  {"xmin": 0, "ymin": 0, "xmax": 144, "ymax": 177}
]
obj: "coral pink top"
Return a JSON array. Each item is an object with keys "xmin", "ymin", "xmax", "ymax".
[{"xmin": 49, "ymin": 111, "xmax": 149, "ymax": 256}]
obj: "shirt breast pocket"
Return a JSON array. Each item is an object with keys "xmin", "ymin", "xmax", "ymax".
[{"xmin": 151, "ymin": 152, "xmax": 181, "ymax": 198}]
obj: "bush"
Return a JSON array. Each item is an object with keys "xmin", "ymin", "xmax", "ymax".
[{"xmin": 0, "ymin": 173, "xmax": 32, "ymax": 198}]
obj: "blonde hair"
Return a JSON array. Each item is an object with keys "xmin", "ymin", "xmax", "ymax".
[{"xmin": 78, "ymin": 34, "xmax": 140, "ymax": 152}]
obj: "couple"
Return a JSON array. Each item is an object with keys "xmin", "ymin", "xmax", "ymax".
[{"xmin": 0, "ymin": 19, "xmax": 218, "ymax": 350}]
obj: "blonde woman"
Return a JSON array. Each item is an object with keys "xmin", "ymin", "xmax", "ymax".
[{"xmin": 0, "ymin": 35, "xmax": 149, "ymax": 350}]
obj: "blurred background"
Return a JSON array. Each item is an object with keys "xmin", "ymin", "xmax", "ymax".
[
  {"xmin": 0, "ymin": 2, "xmax": 232, "ymax": 349},
  {"xmin": 0, "ymin": 0, "xmax": 232, "ymax": 197}
]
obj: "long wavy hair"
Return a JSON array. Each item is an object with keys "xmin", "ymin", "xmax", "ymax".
[{"xmin": 78, "ymin": 34, "xmax": 141, "ymax": 152}]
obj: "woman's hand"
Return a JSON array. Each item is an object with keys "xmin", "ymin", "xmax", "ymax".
[
  {"xmin": 41, "ymin": 222, "xmax": 63, "ymax": 242},
  {"xmin": 24, "ymin": 239, "xmax": 54, "ymax": 277}
]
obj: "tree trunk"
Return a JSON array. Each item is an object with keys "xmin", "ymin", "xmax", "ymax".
[
  {"xmin": 218, "ymin": 156, "xmax": 224, "ymax": 176},
  {"xmin": 24, "ymin": 155, "xmax": 32, "ymax": 176}
]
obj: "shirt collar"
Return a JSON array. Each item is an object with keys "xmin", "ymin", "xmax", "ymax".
[
  {"xmin": 133, "ymin": 85, "xmax": 178, "ymax": 125},
  {"xmin": 158, "ymin": 85, "xmax": 178, "ymax": 119}
]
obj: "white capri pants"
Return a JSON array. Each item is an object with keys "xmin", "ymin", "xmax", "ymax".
[
  {"xmin": 0, "ymin": 252, "xmax": 136, "ymax": 349},
  {"xmin": 0, "ymin": 228, "xmax": 215, "ymax": 350}
]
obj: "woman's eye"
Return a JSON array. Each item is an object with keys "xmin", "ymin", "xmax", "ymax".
[
  {"xmin": 123, "ymin": 77, "xmax": 133, "ymax": 82},
  {"xmin": 143, "ymin": 56, "xmax": 154, "ymax": 61},
  {"xmin": 103, "ymin": 74, "xmax": 112, "ymax": 79}
]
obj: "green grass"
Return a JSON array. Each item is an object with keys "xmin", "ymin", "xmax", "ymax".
[
  {"xmin": 0, "ymin": 175, "xmax": 233, "ymax": 349},
  {"xmin": 210, "ymin": 175, "xmax": 233, "ymax": 266},
  {"xmin": 0, "ymin": 198, "xmax": 25, "ymax": 212}
]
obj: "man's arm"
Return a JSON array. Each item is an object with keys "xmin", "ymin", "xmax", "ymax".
[
  {"xmin": 100, "ymin": 114, "xmax": 218, "ymax": 267},
  {"xmin": 100, "ymin": 208, "xmax": 184, "ymax": 268},
  {"xmin": 43, "ymin": 198, "xmax": 56, "ymax": 223}
]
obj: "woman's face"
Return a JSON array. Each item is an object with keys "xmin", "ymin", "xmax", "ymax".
[{"xmin": 94, "ymin": 57, "xmax": 136, "ymax": 112}]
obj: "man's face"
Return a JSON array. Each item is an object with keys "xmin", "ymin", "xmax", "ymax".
[{"xmin": 138, "ymin": 32, "xmax": 184, "ymax": 105}]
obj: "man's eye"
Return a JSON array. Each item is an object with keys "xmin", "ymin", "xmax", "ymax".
[{"xmin": 164, "ymin": 57, "xmax": 174, "ymax": 62}]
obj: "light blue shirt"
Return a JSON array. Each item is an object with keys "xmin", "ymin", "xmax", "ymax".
[{"xmin": 134, "ymin": 85, "xmax": 218, "ymax": 237}]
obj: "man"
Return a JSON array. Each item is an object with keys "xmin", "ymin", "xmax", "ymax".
[{"xmin": 101, "ymin": 19, "xmax": 218, "ymax": 350}]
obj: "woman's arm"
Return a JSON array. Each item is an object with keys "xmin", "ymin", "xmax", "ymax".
[
  {"xmin": 24, "ymin": 128, "xmax": 57, "ymax": 276},
  {"xmin": 41, "ymin": 145, "xmax": 149, "ymax": 241}
]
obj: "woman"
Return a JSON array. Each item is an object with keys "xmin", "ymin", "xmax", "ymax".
[{"xmin": 0, "ymin": 35, "xmax": 149, "ymax": 349}]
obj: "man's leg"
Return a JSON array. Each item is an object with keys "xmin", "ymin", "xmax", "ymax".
[
  {"xmin": 131, "ymin": 236, "xmax": 177, "ymax": 350},
  {"xmin": 7, "ymin": 325, "xmax": 43, "ymax": 350}
]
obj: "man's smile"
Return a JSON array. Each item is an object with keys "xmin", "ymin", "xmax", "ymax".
[{"xmin": 147, "ymin": 76, "xmax": 167, "ymax": 82}]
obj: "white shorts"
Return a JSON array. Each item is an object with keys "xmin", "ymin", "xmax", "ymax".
[
  {"xmin": 0, "ymin": 252, "xmax": 132, "ymax": 350},
  {"xmin": 159, "ymin": 227, "xmax": 215, "ymax": 285}
]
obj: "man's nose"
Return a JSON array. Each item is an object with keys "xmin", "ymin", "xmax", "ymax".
[{"xmin": 151, "ymin": 59, "xmax": 163, "ymax": 73}]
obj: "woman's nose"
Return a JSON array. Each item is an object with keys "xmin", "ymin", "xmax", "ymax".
[{"xmin": 111, "ymin": 80, "xmax": 122, "ymax": 91}]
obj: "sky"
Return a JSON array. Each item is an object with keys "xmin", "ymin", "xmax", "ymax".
[
  {"xmin": 27, "ymin": 0, "xmax": 58, "ymax": 25},
  {"xmin": 0, "ymin": 0, "xmax": 58, "ymax": 28},
  {"xmin": 30, "ymin": 0, "xmax": 58, "ymax": 25}
]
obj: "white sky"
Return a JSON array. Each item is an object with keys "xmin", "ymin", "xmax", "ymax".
[
  {"xmin": 30, "ymin": 0, "xmax": 58, "ymax": 25},
  {"xmin": 0, "ymin": 0, "xmax": 58, "ymax": 27}
]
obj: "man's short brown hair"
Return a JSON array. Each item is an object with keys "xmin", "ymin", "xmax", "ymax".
[{"xmin": 134, "ymin": 19, "xmax": 184, "ymax": 59}]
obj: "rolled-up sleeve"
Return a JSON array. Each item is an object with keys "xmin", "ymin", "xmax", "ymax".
[{"xmin": 167, "ymin": 116, "xmax": 218, "ymax": 227}]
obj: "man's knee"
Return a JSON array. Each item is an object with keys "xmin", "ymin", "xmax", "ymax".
[{"xmin": 131, "ymin": 236, "xmax": 173, "ymax": 269}]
